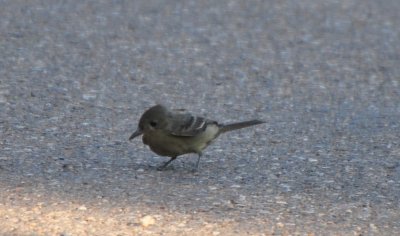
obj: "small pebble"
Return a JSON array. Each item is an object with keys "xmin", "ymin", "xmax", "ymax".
[{"xmin": 140, "ymin": 215, "xmax": 156, "ymax": 227}]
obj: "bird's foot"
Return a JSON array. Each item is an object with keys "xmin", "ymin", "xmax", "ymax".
[{"xmin": 156, "ymin": 165, "xmax": 167, "ymax": 171}]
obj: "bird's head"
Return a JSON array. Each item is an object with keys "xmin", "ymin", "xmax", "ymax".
[{"xmin": 129, "ymin": 104, "xmax": 169, "ymax": 140}]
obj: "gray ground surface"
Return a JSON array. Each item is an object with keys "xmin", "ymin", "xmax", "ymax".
[{"xmin": 1, "ymin": 0, "xmax": 399, "ymax": 235}]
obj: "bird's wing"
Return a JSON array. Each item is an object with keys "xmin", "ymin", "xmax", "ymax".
[{"xmin": 167, "ymin": 113, "xmax": 217, "ymax": 137}]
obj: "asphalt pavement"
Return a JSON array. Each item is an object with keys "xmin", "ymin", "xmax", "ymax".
[{"xmin": 0, "ymin": 0, "xmax": 399, "ymax": 235}]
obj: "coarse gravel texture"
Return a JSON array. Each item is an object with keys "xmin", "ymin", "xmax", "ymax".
[{"xmin": 1, "ymin": 0, "xmax": 400, "ymax": 235}]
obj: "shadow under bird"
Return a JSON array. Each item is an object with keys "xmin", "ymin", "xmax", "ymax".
[{"xmin": 129, "ymin": 105, "xmax": 265, "ymax": 171}]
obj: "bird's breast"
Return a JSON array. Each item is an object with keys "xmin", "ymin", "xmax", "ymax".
[{"xmin": 142, "ymin": 131, "xmax": 186, "ymax": 157}]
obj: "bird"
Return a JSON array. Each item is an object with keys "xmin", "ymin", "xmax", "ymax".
[{"xmin": 129, "ymin": 104, "xmax": 265, "ymax": 171}]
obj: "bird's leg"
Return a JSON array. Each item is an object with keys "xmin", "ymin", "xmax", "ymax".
[
  {"xmin": 157, "ymin": 157, "xmax": 177, "ymax": 171},
  {"xmin": 193, "ymin": 152, "xmax": 203, "ymax": 172}
]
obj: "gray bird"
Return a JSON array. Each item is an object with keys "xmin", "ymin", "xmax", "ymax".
[{"xmin": 129, "ymin": 105, "xmax": 264, "ymax": 171}]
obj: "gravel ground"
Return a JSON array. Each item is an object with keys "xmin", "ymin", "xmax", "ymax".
[{"xmin": 1, "ymin": 0, "xmax": 400, "ymax": 235}]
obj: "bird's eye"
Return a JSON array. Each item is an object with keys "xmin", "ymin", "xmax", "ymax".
[{"xmin": 149, "ymin": 121, "xmax": 157, "ymax": 127}]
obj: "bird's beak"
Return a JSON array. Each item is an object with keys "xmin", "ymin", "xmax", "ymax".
[{"xmin": 129, "ymin": 129, "xmax": 143, "ymax": 140}]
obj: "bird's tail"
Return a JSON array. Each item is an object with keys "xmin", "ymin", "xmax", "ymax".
[{"xmin": 219, "ymin": 120, "xmax": 265, "ymax": 134}]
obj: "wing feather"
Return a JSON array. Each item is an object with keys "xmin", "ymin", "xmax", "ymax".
[{"xmin": 167, "ymin": 113, "xmax": 217, "ymax": 136}]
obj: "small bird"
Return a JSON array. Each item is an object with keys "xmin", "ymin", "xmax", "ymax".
[{"xmin": 129, "ymin": 105, "xmax": 265, "ymax": 171}]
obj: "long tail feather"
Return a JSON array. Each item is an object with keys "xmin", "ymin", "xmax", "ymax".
[{"xmin": 219, "ymin": 120, "xmax": 265, "ymax": 133}]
